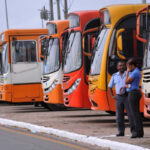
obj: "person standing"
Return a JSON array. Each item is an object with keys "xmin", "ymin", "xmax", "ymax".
[
  {"xmin": 125, "ymin": 58, "xmax": 144, "ymax": 138},
  {"xmin": 108, "ymin": 61, "xmax": 130, "ymax": 136}
]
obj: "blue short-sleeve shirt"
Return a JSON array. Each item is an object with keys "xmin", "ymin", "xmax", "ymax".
[
  {"xmin": 108, "ymin": 72, "xmax": 126, "ymax": 95},
  {"xmin": 126, "ymin": 67, "xmax": 141, "ymax": 92}
]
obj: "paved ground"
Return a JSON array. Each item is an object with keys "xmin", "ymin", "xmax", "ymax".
[
  {"xmin": 0, "ymin": 102, "xmax": 150, "ymax": 149},
  {"xmin": 0, "ymin": 126, "xmax": 92, "ymax": 150}
]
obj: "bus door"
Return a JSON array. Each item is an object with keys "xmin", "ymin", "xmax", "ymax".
[
  {"xmin": 83, "ymin": 18, "xmax": 100, "ymax": 84},
  {"xmin": 108, "ymin": 16, "xmax": 145, "ymax": 111},
  {"xmin": 10, "ymin": 35, "xmax": 41, "ymax": 101},
  {"xmin": 83, "ymin": 29, "xmax": 98, "ymax": 84}
]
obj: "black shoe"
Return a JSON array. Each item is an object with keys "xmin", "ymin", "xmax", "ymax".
[
  {"xmin": 131, "ymin": 135, "xmax": 137, "ymax": 138},
  {"xmin": 137, "ymin": 134, "xmax": 144, "ymax": 138},
  {"xmin": 116, "ymin": 133, "xmax": 124, "ymax": 136}
]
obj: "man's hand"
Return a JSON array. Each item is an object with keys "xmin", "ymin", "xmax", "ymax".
[
  {"xmin": 109, "ymin": 88, "xmax": 116, "ymax": 99},
  {"xmin": 112, "ymin": 95, "xmax": 116, "ymax": 99}
]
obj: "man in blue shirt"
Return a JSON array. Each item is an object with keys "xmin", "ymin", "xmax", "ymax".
[
  {"xmin": 125, "ymin": 58, "xmax": 144, "ymax": 138},
  {"xmin": 109, "ymin": 61, "xmax": 131, "ymax": 137}
]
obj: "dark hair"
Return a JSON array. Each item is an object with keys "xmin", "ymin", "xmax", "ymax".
[
  {"xmin": 127, "ymin": 58, "xmax": 137, "ymax": 66},
  {"xmin": 127, "ymin": 58, "xmax": 142, "ymax": 69},
  {"xmin": 117, "ymin": 61, "xmax": 125, "ymax": 65}
]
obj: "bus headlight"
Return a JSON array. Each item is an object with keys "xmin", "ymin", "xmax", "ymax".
[
  {"xmin": 67, "ymin": 78, "xmax": 81, "ymax": 95},
  {"xmin": 44, "ymin": 79, "xmax": 59, "ymax": 93}
]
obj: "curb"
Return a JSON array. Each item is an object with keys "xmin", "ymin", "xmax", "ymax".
[{"xmin": 0, "ymin": 118, "xmax": 149, "ymax": 150}]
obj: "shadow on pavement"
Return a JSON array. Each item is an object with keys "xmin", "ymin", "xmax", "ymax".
[{"xmin": 59, "ymin": 114, "xmax": 111, "ymax": 118}]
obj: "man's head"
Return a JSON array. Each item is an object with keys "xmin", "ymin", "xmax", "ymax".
[
  {"xmin": 127, "ymin": 58, "xmax": 137, "ymax": 71},
  {"xmin": 117, "ymin": 61, "xmax": 126, "ymax": 73}
]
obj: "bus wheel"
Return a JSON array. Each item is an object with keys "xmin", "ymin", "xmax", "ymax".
[
  {"xmin": 41, "ymin": 102, "xmax": 49, "ymax": 109},
  {"xmin": 106, "ymin": 111, "xmax": 115, "ymax": 115},
  {"xmin": 47, "ymin": 104, "xmax": 67, "ymax": 111}
]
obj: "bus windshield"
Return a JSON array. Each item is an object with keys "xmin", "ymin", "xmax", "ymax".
[
  {"xmin": 0, "ymin": 44, "xmax": 8, "ymax": 75},
  {"xmin": 63, "ymin": 31, "xmax": 82, "ymax": 73},
  {"xmin": 90, "ymin": 28, "xmax": 110, "ymax": 75},
  {"xmin": 43, "ymin": 38, "xmax": 60, "ymax": 74},
  {"xmin": 46, "ymin": 23, "xmax": 57, "ymax": 35}
]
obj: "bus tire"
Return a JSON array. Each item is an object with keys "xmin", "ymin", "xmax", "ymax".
[
  {"xmin": 41, "ymin": 102, "xmax": 49, "ymax": 109},
  {"xmin": 106, "ymin": 111, "xmax": 115, "ymax": 115}
]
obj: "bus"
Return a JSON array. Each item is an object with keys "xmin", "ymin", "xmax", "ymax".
[
  {"xmin": 40, "ymin": 20, "xmax": 69, "ymax": 110},
  {"xmin": 62, "ymin": 10, "xmax": 100, "ymax": 108},
  {"xmin": 0, "ymin": 29, "xmax": 48, "ymax": 103},
  {"xmin": 136, "ymin": 6, "xmax": 150, "ymax": 118},
  {"xmin": 88, "ymin": 4, "xmax": 147, "ymax": 112}
]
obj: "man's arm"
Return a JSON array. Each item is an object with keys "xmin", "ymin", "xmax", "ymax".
[
  {"xmin": 109, "ymin": 87, "xmax": 116, "ymax": 99},
  {"xmin": 125, "ymin": 69, "xmax": 133, "ymax": 84},
  {"xmin": 108, "ymin": 75, "xmax": 115, "ymax": 99}
]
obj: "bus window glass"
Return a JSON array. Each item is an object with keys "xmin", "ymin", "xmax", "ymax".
[
  {"xmin": 0, "ymin": 33, "xmax": 5, "ymax": 42},
  {"xmin": 100, "ymin": 10, "xmax": 111, "ymax": 25},
  {"xmin": 68, "ymin": 15, "xmax": 80, "ymax": 28},
  {"xmin": 63, "ymin": 32, "xmax": 82, "ymax": 73},
  {"xmin": 0, "ymin": 44, "xmax": 8, "ymax": 74},
  {"xmin": 43, "ymin": 38, "xmax": 60, "ymax": 74},
  {"xmin": 46, "ymin": 23, "xmax": 57, "ymax": 35},
  {"xmin": 90, "ymin": 28, "xmax": 110, "ymax": 75},
  {"xmin": 12, "ymin": 41, "xmax": 37, "ymax": 63}
]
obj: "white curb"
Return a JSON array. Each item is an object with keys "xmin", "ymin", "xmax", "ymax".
[{"xmin": 0, "ymin": 118, "xmax": 149, "ymax": 150}]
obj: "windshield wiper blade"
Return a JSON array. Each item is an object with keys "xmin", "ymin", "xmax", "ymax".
[
  {"xmin": 45, "ymin": 38, "xmax": 54, "ymax": 61},
  {"xmin": 67, "ymin": 33, "xmax": 76, "ymax": 53}
]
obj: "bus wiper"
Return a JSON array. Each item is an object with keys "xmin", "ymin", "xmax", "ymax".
[
  {"xmin": 63, "ymin": 30, "xmax": 75, "ymax": 66},
  {"xmin": 67, "ymin": 32, "xmax": 76, "ymax": 53},
  {"xmin": 46, "ymin": 38, "xmax": 54, "ymax": 60}
]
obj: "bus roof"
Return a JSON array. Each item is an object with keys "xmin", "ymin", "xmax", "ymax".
[
  {"xmin": 0, "ymin": 29, "xmax": 48, "ymax": 42},
  {"xmin": 3, "ymin": 28, "xmax": 48, "ymax": 36},
  {"xmin": 46, "ymin": 20, "xmax": 69, "ymax": 35},
  {"xmin": 100, "ymin": 4, "xmax": 148, "ymax": 26}
]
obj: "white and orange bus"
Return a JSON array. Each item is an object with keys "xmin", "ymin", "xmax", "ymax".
[
  {"xmin": 40, "ymin": 20, "xmax": 69, "ymax": 110},
  {"xmin": 0, "ymin": 29, "xmax": 48, "ymax": 103}
]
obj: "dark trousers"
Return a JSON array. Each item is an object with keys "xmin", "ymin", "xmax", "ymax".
[
  {"xmin": 127, "ymin": 90, "xmax": 144, "ymax": 136},
  {"xmin": 115, "ymin": 95, "xmax": 131, "ymax": 134}
]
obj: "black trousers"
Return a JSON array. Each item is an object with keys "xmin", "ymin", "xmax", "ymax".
[
  {"xmin": 115, "ymin": 95, "xmax": 132, "ymax": 134},
  {"xmin": 127, "ymin": 90, "xmax": 144, "ymax": 136}
]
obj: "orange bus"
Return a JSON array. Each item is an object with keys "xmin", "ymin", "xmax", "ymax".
[
  {"xmin": 0, "ymin": 29, "xmax": 48, "ymax": 103},
  {"xmin": 136, "ymin": 6, "xmax": 150, "ymax": 118},
  {"xmin": 62, "ymin": 11, "xmax": 100, "ymax": 108},
  {"xmin": 88, "ymin": 4, "xmax": 147, "ymax": 113},
  {"xmin": 40, "ymin": 20, "xmax": 69, "ymax": 110}
]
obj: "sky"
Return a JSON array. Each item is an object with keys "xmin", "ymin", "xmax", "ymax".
[{"xmin": 0, "ymin": 0, "xmax": 150, "ymax": 33}]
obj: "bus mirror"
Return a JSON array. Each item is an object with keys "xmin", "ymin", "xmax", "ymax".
[
  {"xmin": 41, "ymin": 38, "xmax": 49, "ymax": 58},
  {"xmin": 116, "ymin": 28, "xmax": 126, "ymax": 59}
]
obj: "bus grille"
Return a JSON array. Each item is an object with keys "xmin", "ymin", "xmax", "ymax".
[
  {"xmin": 42, "ymin": 76, "xmax": 50, "ymax": 83},
  {"xmin": 63, "ymin": 76, "xmax": 70, "ymax": 83},
  {"xmin": 143, "ymin": 72, "xmax": 150, "ymax": 83}
]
